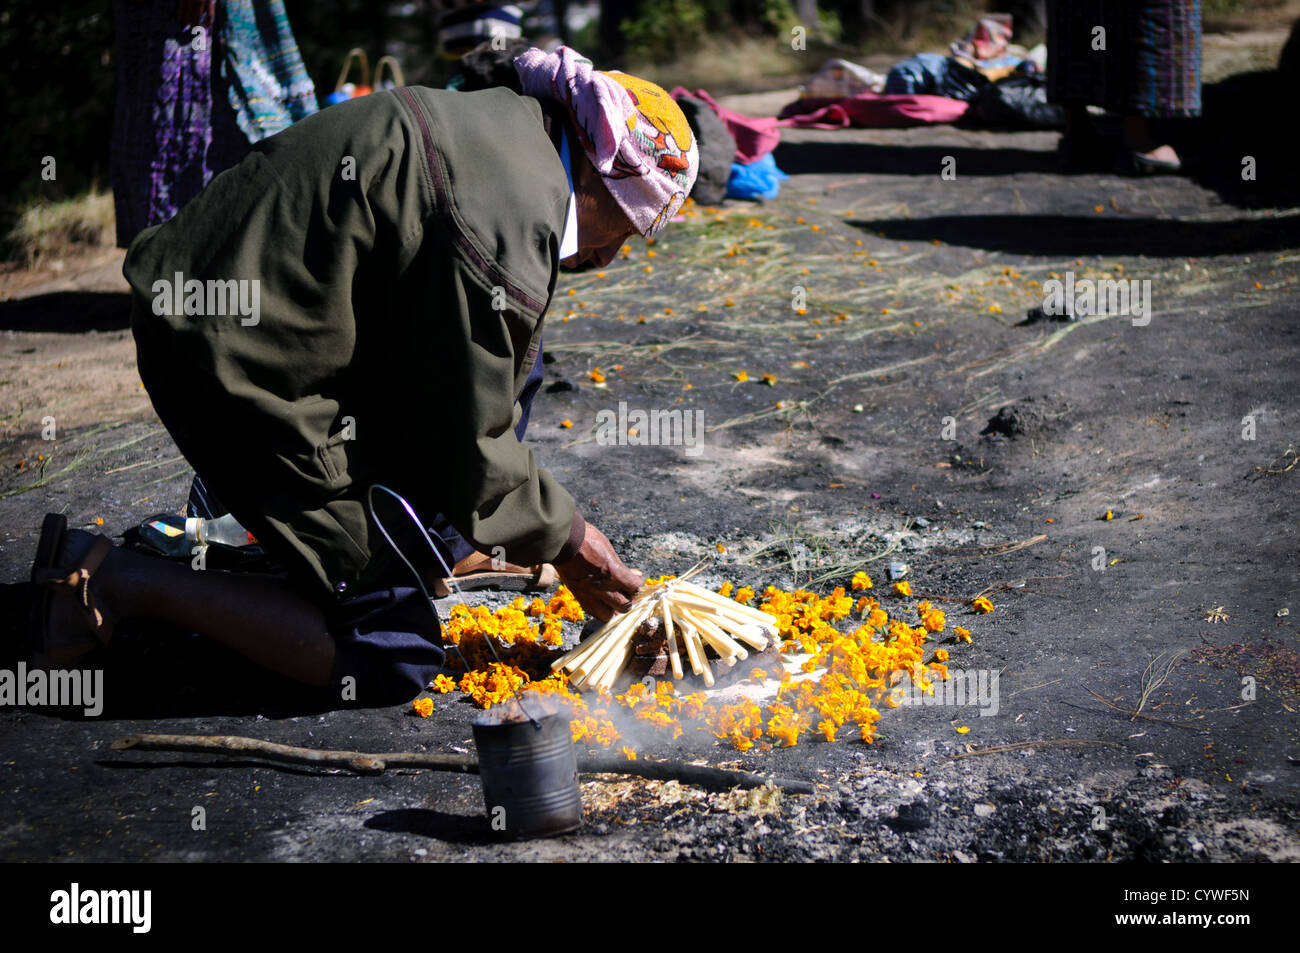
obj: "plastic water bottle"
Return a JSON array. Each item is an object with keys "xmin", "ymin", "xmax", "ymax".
[
  {"xmin": 195, "ymin": 513, "xmax": 256, "ymax": 548},
  {"xmin": 138, "ymin": 513, "xmax": 255, "ymax": 557}
]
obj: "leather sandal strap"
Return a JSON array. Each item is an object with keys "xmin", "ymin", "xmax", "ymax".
[
  {"xmin": 34, "ymin": 536, "xmax": 113, "ymax": 640},
  {"xmin": 81, "ymin": 535, "xmax": 113, "ymax": 577}
]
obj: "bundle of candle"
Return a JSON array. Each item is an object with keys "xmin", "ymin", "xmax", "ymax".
[{"xmin": 552, "ymin": 577, "xmax": 780, "ymax": 693}]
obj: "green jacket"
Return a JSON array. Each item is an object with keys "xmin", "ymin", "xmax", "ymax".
[{"xmin": 125, "ymin": 86, "xmax": 582, "ymax": 597}]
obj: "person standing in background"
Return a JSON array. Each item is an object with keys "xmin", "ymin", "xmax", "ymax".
[
  {"xmin": 110, "ymin": 0, "xmax": 316, "ymax": 247},
  {"xmin": 1047, "ymin": 0, "xmax": 1202, "ymax": 174}
]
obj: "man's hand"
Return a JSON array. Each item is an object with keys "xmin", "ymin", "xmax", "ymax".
[{"xmin": 553, "ymin": 522, "xmax": 643, "ymax": 621}]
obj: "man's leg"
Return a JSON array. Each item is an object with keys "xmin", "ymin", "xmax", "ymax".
[{"xmin": 56, "ymin": 532, "xmax": 336, "ymax": 686}]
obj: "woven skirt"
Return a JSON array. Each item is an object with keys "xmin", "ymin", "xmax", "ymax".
[{"xmin": 1047, "ymin": 0, "xmax": 1202, "ymax": 118}]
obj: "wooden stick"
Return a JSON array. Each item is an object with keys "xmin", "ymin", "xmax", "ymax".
[
  {"xmin": 679, "ymin": 606, "xmax": 746, "ymax": 661},
  {"xmin": 558, "ymin": 598, "xmax": 655, "ymax": 674},
  {"xmin": 111, "ymin": 733, "xmax": 474, "ymax": 774},
  {"xmin": 591, "ymin": 642, "xmax": 633, "ymax": 693},
  {"xmin": 677, "ymin": 607, "xmax": 705, "ymax": 676},
  {"xmin": 113, "ymin": 732, "xmax": 816, "ymax": 793},
  {"xmin": 731, "ymin": 622, "xmax": 771, "ymax": 652},
  {"xmin": 670, "ymin": 587, "xmax": 779, "ymax": 630},
  {"xmin": 661, "ymin": 601, "xmax": 684, "ymax": 680},
  {"xmin": 587, "ymin": 635, "xmax": 630, "ymax": 685},
  {"xmin": 674, "ymin": 581, "xmax": 779, "ymax": 624},
  {"xmin": 667, "ymin": 591, "xmax": 761, "ymax": 626},
  {"xmin": 571, "ymin": 607, "xmax": 643, "ymax": 678},
  {"xmin": 683, "ymin": 626, "xmax": 714, "ymax": 687}
]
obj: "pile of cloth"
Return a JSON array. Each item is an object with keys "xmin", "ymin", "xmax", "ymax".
[
  {"xmin": 669, "ymin": 88, "xmax": 787, "ymax": 202},
  {"xmin": 778, "ymin": 14, "xmax": 1063, "ymax": 132}
]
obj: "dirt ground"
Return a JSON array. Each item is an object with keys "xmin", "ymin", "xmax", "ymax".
[{"xmin": 2, "ymin": 36, "xmax": 1298, "ymax": 862}]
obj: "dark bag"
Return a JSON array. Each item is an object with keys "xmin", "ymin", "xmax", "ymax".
[
  {"xmin": 674, "ymin": 94, "xmax": 737, "ymax": 205},
  {"xmin": 972, "ymin": 74, "xmax": 1065, "ymax": 129}
]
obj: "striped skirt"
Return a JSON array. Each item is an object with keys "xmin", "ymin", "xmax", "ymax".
[{"xmin": 1047, "ymin": 0, "xmax": 1202, "ymax": 117}]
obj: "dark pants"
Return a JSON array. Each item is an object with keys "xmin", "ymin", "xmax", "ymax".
[{"xmin": 184, "ymin": 338, "xmax": 547, "ymax": 703}]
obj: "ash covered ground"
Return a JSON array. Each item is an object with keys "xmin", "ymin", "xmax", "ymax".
[{"xmin": 2, "ymin": 52, "xmax": 1298, "ymax": 862}]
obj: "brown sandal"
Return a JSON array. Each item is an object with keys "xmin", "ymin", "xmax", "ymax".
[
  {"xmin": 29, "ymin": 513, "xmax": 114, "ymax": 662},
  {"xmin": 432, "ymin": 549, "xmax": 559, "ymax": 598}
]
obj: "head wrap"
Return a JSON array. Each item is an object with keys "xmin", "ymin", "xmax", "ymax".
[{"xmin": 514, "ymin": 46, "xmax": 698, "ymax": 238}]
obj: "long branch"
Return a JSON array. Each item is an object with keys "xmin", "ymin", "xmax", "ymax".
[{"xmin": 111, "ymin": 733, "xmax": 815, "ymax": 794}]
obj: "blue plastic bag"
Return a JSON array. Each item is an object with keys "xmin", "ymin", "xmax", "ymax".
[{"xmin": 726, "ymin": 153, "xmax": 789, "ymax": 201}]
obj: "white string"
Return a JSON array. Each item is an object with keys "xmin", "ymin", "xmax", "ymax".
[{"xmin": 365, "ymin": 484, "xmax": 542, "ymax": 728}]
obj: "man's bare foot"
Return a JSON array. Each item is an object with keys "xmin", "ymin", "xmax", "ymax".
[{"xmin": 1137, "ymin": 144, "xmax": 1180, "ymax": 165}]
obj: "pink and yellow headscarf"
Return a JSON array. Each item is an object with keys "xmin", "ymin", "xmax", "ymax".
[{"xmin": 514, "ymin": 46, "xmax": 698, "ymax": 238}]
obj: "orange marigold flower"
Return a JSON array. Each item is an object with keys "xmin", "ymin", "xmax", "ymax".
[
  {"xmin": 431, "ymin": 674, "xmax": 457, "ymax": 694},
  {"xmin": 851, "ymin": 571, "xmax": 872, "ymax": 591},
  {"xmin": 412, "ymin": 697, "xmax": 434, "ymax": 717},
  {"xmin": 892, "ymin": 581, "xmax": 911, "ymax": 596},
  {"xmin": 972, "ymin": 596, "xmax": 994, "ymax": 614}
]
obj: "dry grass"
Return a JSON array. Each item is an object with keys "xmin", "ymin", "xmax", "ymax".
[{"xmin": 4, "ymin": 189, "xmax": 115, "ymax": 265}]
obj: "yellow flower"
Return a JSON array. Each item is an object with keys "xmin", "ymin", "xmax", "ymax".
[
  {"xmin": 933, "ymin": 649, "xmax": 949, "ymax": 662},
  {"xmin": 954, "ymin": 626, "xmax": 973, "ymax": 643},
  {"xmin": 972, "ymin": 596, "xmax": 994, "ymax": 614},
  {"xmin": 956, "ymin": 725, "xmax": 970, "ymax": 734},
  {"xmin": 851, "ymin": 571, "xmax": 872, "ymax": 591},
  {"xmin": 735, "ymin": 585, "xmax": 755, "ymax": 604},
  {"xmin": 733, "ymin": 371, "xmax": 749, "ymax": 382},
  {"xmin": 892, "ymin": 581, "xmax": 911, "ymax": 596},
  {"xmin": 589, "ymin": 368, "xmax": 605, "ymax": 383},
  {"xmin": 412, "ymin": 697, "xmax": 434, "ymax": 718},
  {"xmin": 431, "ymin": 674, "xmax": 457, "ymax": 694},
  {"xmin": 718, "ymin": 581, "xmax": 734, "ymax": 597},
  {"xmin": 560, "ymin": 419, "xmax": 573, "ymax": 429}
]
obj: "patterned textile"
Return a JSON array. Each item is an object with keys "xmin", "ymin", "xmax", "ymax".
[
  {"xmin": 1047, "ymin": 0, "xmax": 1202, "ymax": 117},
  {"xmin": 220, "ymin": 0, "xmax": 318, "ymax": 141},
  {"xmin": 111, "ymin": 0, "xmax": 249, "ymax": 247},
  {"xmin": 514, "ymin": 46, "xmax": 698, "ymax": 238}
]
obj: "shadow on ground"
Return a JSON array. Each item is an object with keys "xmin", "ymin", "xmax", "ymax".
[
  {"xmin": 850, "ymin": 212, "xmax": 1300, "ymax": 257},
  {"xmin": 365, "ymin": 809, "xmax": 492, "ymax": 843},
  {"xmin": 0, "ymin": 291, "xmax": 131, "ymax": 332}
]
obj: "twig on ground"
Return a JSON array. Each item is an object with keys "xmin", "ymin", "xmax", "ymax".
[
  {"xmin": 111, "ymin": 732, "xmax": 814, "ymax": 793},
  {"xmin": 1082, "ymin": 683, "xmax": 1203, "ymax": 731},
  {"xmin": 948, "ymin": 738, "xmax": 1125, "ymax": 761}
]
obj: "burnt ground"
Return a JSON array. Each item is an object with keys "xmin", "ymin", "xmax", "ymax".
[{"xmin": 2, "ymin": 61, "xmax": 1299, "ymax": 862}]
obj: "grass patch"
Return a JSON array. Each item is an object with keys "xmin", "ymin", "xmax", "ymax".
[{"xmin": 4, "ymin": 189, "xmax": 115, "ymax": 265}]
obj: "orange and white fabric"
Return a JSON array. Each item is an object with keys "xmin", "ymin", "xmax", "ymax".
[{"xmin": 514, "ymin": 45, "xmax": 698, "ymax": 238}]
